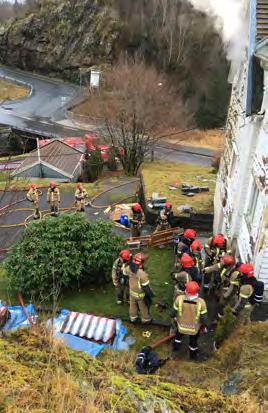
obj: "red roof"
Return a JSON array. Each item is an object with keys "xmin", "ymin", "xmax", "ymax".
[{"xmin": 39, "ymin": 136, "xmax": 111, "ymax": 162}]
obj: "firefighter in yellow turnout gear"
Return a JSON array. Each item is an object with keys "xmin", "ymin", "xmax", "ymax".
[
  {"xmin": 75, "ymin": 183, "xmax": 88, "ymax": 212},
  {"xmin": 170, "ymin": 281, "xmax": 208, "ymax": 360},
  {"xmin": 112, "ymin": 250, "xmax": 131, "ymax": 304},
  {"xmin": 26, "ymin": 183, "xmax": 40, "ymax": 219},
  {"xmin": 125, "ymin": 253, "xmax": 153, "ymax": 324},
  {"xmin": 47, "ymin": 182, "xmax": 60, "ymax": 216}
]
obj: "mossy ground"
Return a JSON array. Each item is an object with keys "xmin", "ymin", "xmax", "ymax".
[
  {"xmin": 0, "ymin": 247, "xmax": 266, "ymax": 411},
  {"xmin": 141, "ymin": 161, "xmax": 216, "ymax": 214},
  {"xmin": 0, "ymin": 324, "xmax": 262, "ymax": 413},
  {"xmin": 0, "ymin": 79, "xmax": 29, "ymax": 101}
]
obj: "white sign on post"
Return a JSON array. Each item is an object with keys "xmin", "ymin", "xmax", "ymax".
[{"xmin": 90, "ymin": 70, "xmax": 101, "ymax": 88}]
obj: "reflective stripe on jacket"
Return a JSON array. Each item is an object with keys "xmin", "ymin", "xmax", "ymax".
[
  {"xmin": 173, "ymin": 295, "xmax": 207, "ymax": 335},
  {"xmin": 126, "ymin": 268, "xmax": 150, "ymax": 299},
  {"xmin": 75, "ymin": 188, "xmax": 88, "ymax": 200},
  {"xmin": 47, "ymin": 188, "xmax": 60, "ymax": 202}
]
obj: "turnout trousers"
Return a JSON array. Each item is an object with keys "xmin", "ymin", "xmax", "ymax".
[
  {"xmin": 115, "ymin": 285, "xmax": 129, "ymax": 304},
  {"xmin": 76, "ymin": 199, "xmax": 86, "ymax": 212},
  {"xmin": 49, "ymin": 200, "xmax": 59, "ymax": 216},
  {"xmin": 129, "ymin": 296, "xmax": 151, "ymax": 323},
  {"xmin": 173, "ymin": 329, "xmax": 200, "ymax": 360}
]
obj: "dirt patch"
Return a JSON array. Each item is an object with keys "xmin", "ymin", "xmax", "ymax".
[{"xmin": 0, "ymin": 79, "xmax": 30, "ymax": 101}]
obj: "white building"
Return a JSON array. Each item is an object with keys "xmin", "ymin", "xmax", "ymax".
[{"xmin": 214, "ymin": 0, "xmax": 268, "ymax": 290}]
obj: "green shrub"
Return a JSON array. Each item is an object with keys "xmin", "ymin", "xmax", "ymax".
[
  {"xmin": 214, "ymin": 306, "xmax": 236, "ymax": 347},
  {"xmin": 5, "ymin": 214, "xmax": 123, "ymax": 302},
  {"xmin": 83, "ymin": 148, "xmax": 104, "ymax": 182}
]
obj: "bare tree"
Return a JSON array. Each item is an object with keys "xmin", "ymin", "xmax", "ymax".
[{"xmin": 88, "ymin": 60, "xmax": 190, "ymax": 176}]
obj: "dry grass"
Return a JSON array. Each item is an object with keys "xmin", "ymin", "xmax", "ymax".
[
  {"xmin": 0, "ymin": 325, "xmax": 253, "ymax": 413},
  {"xmin": 0, "ymin": 80, "xmax": 29, "ymax": 102},
  {"xmin": 164, "ymin": 129, "xmax": 225, "ymax": 152},
  {"xmin": 142, "ymin": 161, "xmax": 216, "ymax": 214}
]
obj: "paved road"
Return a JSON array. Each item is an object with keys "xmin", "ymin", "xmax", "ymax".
[
  {"xmin": 0, "ymin": 65, "xmax": 89, "ymax": 138},
  {"xmin": 0, "ymin": 66, "xmax": 214, "ymax": 166}
]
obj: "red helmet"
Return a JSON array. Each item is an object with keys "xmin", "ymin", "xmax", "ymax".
[
  {"xmin": 76, "ymin": 183, "xmax": 82, "ymax": 189},
  {"xmin": 221, "ymin": 255, "xmax": 235, "ymax": 267},
  {"xmin": 184, "ymin": 229, "xmax": 196, "ymax": 239},
  {"xmin": 165, "ymin": 202, "xmax": 172, "ymax": 209},
  {"xmin": 133, "ymin": 253, "xmax": 145, "ymax": 265},
  {"xmin": 180, "ymin": 253, "xmax": 194, "ymax": 268},
  {"xmin": 213, "ymin": 234, "xmax": 225, "ymax": 247},
  {"xmin": 30, "ymin": 183, "xmax": 37, "ymax": 189},
  {"xmin": 185, "ymin": 281, "xmax": 200, "ymax": 296},
  {"xmin": 190, "ymin": 240, "xmax": 203, "ymax": 252},
  {"xmin": 239, "ymin": 263, "xmax": 254, "ymax": 278},
  {"xmin": 120, "ymin": 249, "xmax": 131, "ymax": 261},
  {"xmin": 132, "ymin": 203, "xmax": 142, "ymax": 213},
  {"xmin": 50, "ymin": 181, "xmax": 56, "ymax": 189}
]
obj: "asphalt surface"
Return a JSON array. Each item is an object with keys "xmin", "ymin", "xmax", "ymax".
[
  {"xmin": 0, "ymin": 65, "xmax": 214, "ymax": 166},
  {"xmin": 0, "ymin": 178, "xmax": 139, "ymax": 258},
  {"xmin": 0, "ymin": 65, "xmax": 89, "ymax": 138}
]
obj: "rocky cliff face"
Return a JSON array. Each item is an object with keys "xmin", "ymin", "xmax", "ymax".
[
  {"xmin": 0, "ymin": 0, "xmax": 122, "ymax": 81},
  {"xmin": 0, "ymin": 0, "xmax": 230, "ymax": 128}
]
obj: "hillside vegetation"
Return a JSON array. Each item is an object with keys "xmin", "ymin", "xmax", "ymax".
[
  {"xmin": 0, "ymin": 0, "xmax": 230, "ymax": 128},
  {"xmin": 0, "ymin": 323, "xmax": 266, "ymax": 412}
]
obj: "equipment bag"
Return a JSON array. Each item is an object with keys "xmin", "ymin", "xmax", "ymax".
[{"xmin": 135, "ymin": 346, "xmax": 166, "ymax": 374}]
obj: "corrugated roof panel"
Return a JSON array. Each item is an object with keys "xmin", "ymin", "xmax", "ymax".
[
  {"xmin": 256, "ymin": 0, "xmax": 268, "ymax": 40},
  {"xmin": 14, "ymin": 140, "xmax": 82, "ymax": 178},
  {"xmin": 60, "ymin": 312, "xmax": 116, "ymax": 344}
]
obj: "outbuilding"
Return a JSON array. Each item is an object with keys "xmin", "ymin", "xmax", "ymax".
[{"xmin": 12, "ymin": 139, "xmax": 84, "ymax": 181}]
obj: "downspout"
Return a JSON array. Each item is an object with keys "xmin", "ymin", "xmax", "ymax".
[{"xmin": 246, "ymin": 0, "xmax": 257, "ymax": 115}]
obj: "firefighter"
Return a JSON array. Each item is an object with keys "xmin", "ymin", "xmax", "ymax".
[
  {"xmin": 189, "ymin": 239, "xmax": 204, "ymax": 273},
  {"xmin": 217, "ymin": 261, "xmax": 241, "ymax": 319},
  {"xmin": 204, "ymin": 234, "xmax": 232, "ymax": 265},
  {"xmin": 175, "ymin": 228, "xmax": 197, "ymax": 258},
  {"xmin": 130, "ymin": 203, "xmax": 145, "ymax": 237},
  {"xmin": 171, "ymin": 258, "xmax": 192, "ymax": 298},
  {"xmin": 176, "ymin": 253, "xmax": 202, "ymax": 285},
  {"xmin": 75, "ymin": 183, "xmax": 88, "ymax": 212},
  {"xmin": 125, "ymin": 253, "xmax": 153, "ymax": 324},
  {"xmin": 112, "ymin": 249, "xmax": 131, "ymax": 304},
  {"xmin": 26, "ymin": 183, "xmax": 40, "ymax": 219},
  {"xmin": 170, "ymin": 281, "xmax": 208, "ymax": 360},
  {"xmin": 155, "ymin": 202, "xmax": 173, "ymax": 231},
  {"xmin": 232, "ymin": 263, "xmax": 264, "ymax": 322},
  {"xmin": 203, "ymin": 254, "xmax": 236, "ymax": 291},
  {"xmin": 47, "ymin": 182, "xmax": 60, "ymax": 216}
]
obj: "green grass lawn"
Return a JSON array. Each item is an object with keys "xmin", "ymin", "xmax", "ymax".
[
  {"xmin": 0, "ymin": 248, "xmax": 174, "ymax": 314},
  {"xmin": 61, "ymin": 247, "xmax": 174, "ymax": 352},
  {"xmin": 0, "ymin": 248, "xmax": 174, "ymax": 349},
  {"xmin": 60, "ymin": 247, "xmax": 174, "ymax": 319},
  {"xmin": 142, "ymin": 161, "xmax": 216, "ymax": 213},
  {"xmin": 0, "ymin": 172, "xmax": 102, "ymax": 195}
]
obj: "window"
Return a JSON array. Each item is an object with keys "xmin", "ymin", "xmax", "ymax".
[{"xmin": 246, "ymin": 180, "xmax": 260, "ymax": 225}]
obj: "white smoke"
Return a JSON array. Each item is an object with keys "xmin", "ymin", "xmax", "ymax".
[{"xmin": 188, "ymin": 0, "xmax": 248, "ymax": 64}]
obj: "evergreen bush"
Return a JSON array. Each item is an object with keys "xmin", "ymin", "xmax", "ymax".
[{"xmin": 5, "ymin": 214, "xmax": 123, "ymax": 302}]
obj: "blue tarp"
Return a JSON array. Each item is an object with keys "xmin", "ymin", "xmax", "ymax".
[
  {"xmin": 3, "ymin": 305, "xmax": 129, "ymax": 358},
  {"xmin": 52, "ymin": 309, "xmax": 129, "ymax": 357},
  {"xmin": 3, "ymin": 304, "xmax": 36, "ymax": 330}
]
